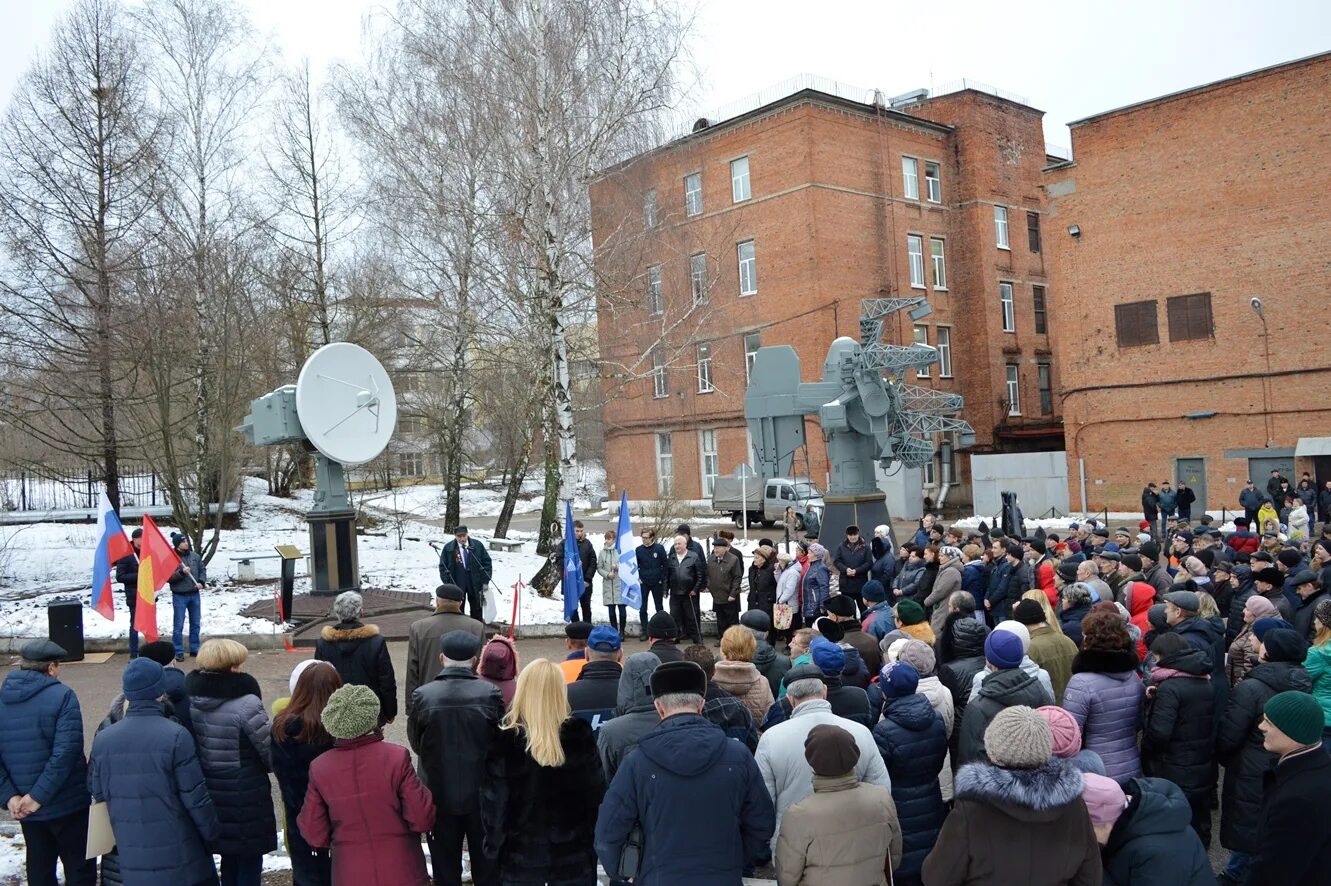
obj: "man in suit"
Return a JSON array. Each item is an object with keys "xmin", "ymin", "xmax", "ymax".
[{"xmin": 439, "ymin": 526, "xmax": 493, "ymax": 622}]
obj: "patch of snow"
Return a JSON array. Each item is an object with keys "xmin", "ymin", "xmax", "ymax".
[{"xmin": 0, "ymin": 833, "xmax": 23, "ymax": 882}]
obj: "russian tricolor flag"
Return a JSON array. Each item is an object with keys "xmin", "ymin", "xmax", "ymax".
[{"xmin": 91, "ymin": 492, "xmax": 134, "ymax": 621}]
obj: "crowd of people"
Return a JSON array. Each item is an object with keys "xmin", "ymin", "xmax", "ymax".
[{"xmin": 6, "ymin": 499, "xmax": 1331, "ymax": 885}]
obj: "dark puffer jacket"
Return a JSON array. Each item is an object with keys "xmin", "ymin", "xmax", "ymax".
[
  {"xmin": 1059, "ymin": 601, "xmax": 1093, "ymax": 649},
  {"xmin": 748, "ymin": 559, "xmax": 777, "ymax": 613},
  {"xmin": 937, "ymin": 614, "xmax": 990, "ymax": 724},
  {"xmin": 1141, "ymin": 646, "xmax": 1216, "ymax": 802},
  {"xmin": 186, "ymin": 669, "xmax": 277, "ymax": 856},
  {"xmin": 1100, "ymin": 777, "xmax": 1214, "ymax": 886},
  {"xmin": 0, "ymin": 668, "xmax": 88, "ymax": 823},
  {"xmin": 956, "ymin": 666, "xmax": 1051, "ymax": 766},
  {"xmin": 752, "ymin": 640, "xmax": 791, "ymax": 699},
  {"xmin": 315, "ymin": 621, "xmax": 398, "ymax": 723},
  {"xmin": 872, "ymin": 693, "xmax": 948, "ymax": 882},
  {"xmin": 89, "ymin": 700, "xmax": 219, "ymax": 885},
  {"xmin": 1215, "ymin": 659, "xmax": 1312, "ymax": 852},
  {"xmin": 480, "ymin": 718, "xmax": 605, "ymax": 882},
  {"xmin": 271, "ymin": 714, "xmax": 333, "ymax": 819},
  {"xmin": 1061, "ymin": 648, "xmax": 1145, "ymax": 782},
  {"xmin": 407, "ymin": 666, "xmax": 504, "ymax": 815}
]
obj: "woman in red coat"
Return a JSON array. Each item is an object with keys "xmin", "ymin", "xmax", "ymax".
[{"xmin": 298, "ymin": 684, "xmax": 435, "ymax": 886}]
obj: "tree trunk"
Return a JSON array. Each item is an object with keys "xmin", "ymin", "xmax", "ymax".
[{"xmin": 494, "ymin": 426, "xmax": 534, "ymax": 540}]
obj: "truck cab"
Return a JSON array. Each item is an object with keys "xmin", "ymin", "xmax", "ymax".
[{"xmin": 712, "ymin": 476, "xmax": 824, "ymax": 528}]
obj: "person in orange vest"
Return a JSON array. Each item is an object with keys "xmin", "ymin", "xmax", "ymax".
[{"xmin": 560, "ymin": 622, "xmax": 593, "ymax": 683}]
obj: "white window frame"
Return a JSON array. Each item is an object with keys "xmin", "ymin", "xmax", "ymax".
[
  {"xmin": 655, "ymin": 433, "xmax": 674, "ymax": 495},
  {"xmin": 902, "ymin": 156, "xmax": 919, "ymax": 200},
  {"xmin": 995, "ymin": 205, "xmax": 1010, "ymax": 249},
  {"xmin": 644, "ymin": 189, "xmax": 658, "ymax": 228},
  {"xmin": 936, "ymin": 326, "xmax": 953, "ymax": 377},
  {"xmin": 1006, "ymin": 364, "xmax": 1021, "ymax": 416},
  {"xmin": 696, "ymin": 342, "xmax": 713, "ymax": 393},
  {"xmin": 930, "ymin": 237, "xmax": 947, "ymax": 290},
  {"xmin": 907, "ymin": 235, "xmax": 925, "ymax": 289},
  {"xmin": 1000, "ymin": 282, "xmax": 1015, "ymax": 333},
  {"xmin": 690, "ymin": 253, "xmax": 707, "ymax": 305},
  {"xmin": 684, "ymin": 172, "xmax": 702, "ymax": 217},
  {"xmin": 699, "ymin": 429, "xmax": 719, "ymax": 497},
  {"xmin": 646, "ymin": 264, "xmax": 663, "ymax": 315},
  {"xmin": 923, "ymin": 456, "xmax": 936, "ymax": 487},
  {"xmin": 744, "ymin": 332, "xmax": 761, "ymax": 383},
  {"xmin": 730, "ymin": 156, "xmax": 751, "ymax": 203},
  {"xmin": 651, "ymin": 349, "xmax": 667, "ymax": 399},
  {"xmin": 924, "ymin": 161, "xmax": 941, "ymax": 203},
  {"xmin": 913, "ymin": 325, "xmax": 930, "ymax": 378},
  {"xmin": 737, "ymin": 240, "xmax": 758, "ymax": 295}
]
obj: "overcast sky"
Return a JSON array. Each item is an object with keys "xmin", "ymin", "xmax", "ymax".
[{"xmin": 3, "ymin": 0, "xmax": 1329, "ymax": 148}]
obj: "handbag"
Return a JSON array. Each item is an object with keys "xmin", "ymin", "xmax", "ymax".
[
  {"xmin": 615, "ymin": 823, "xmax": 645, "ymax": 881},
  {"xmin": 773, "ymin": 602, "xmax": 794, "ymax": 631}
]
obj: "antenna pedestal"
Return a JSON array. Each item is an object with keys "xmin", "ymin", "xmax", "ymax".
[
  {"xmin": 819, "ymin": 494, "xmax": 894, "ymax": 550},
  {"xmin": 308, "ymin": 455, "xmax": 359, "ymax": 596}
]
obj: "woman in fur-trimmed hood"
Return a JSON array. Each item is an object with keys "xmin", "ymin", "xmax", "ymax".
[
  {"xmin": 314, "ymin": 590, "xmax": 398, "ymax": 723},
  {"xmin": 923, "ymin": 705, "xmax": 1101, "ymax": 886}
]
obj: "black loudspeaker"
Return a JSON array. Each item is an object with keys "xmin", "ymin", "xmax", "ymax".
[{"xmin": 47, "ymin": 599, "xmax": 85, "ymax": 661}]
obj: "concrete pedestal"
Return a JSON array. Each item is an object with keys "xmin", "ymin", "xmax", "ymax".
[
  {"xmin": 307, "ymin": 510, "xmax": 360, "ymax": 596},
  {"xmin": 819, "ymin": 493, "xmax": 896, "ymax": 548}
]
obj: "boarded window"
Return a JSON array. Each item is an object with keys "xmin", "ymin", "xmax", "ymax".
[
  {"xmin": 1167, "ymin": 292, "xmax": 1213, "ymax": 342},
  {"xmin": 1027, "ymin": 212, "xmax": 1041, "ymax": 253},
  {"xmin": 1115, "ymin": 300, "xmax": 1159, "ymax": 348}
]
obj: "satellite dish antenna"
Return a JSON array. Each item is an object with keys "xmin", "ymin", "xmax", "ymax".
[
  {"xmin": 296, "ymin": 343, "xmax": 397, "ymax": 466},
  {"xmin": 239, "ymin": 342, "xmax": 398, "ymax": 595}
]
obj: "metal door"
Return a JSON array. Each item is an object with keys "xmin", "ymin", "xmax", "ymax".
[
  {"xmin": 1248, "ymin": 455, "xmax": 1295, "ymax": 493},
  {"xmin": 1176, "ymin": 458, "xmax": 1206, "ymax": 514}
]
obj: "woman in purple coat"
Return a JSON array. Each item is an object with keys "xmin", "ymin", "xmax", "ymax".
[{"xmin": 1061, "ymin": 610, "xmax": 1145, "ymax": 781}]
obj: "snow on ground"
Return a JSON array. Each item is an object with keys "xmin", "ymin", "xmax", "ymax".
[{"xmin": 948, "ymin": 511, "xmax": 1238, "ymax": 534}]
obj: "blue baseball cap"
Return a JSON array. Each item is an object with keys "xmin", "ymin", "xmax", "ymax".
[{"xmin": 587, "ymin": 625, "xmax": 623, "ymax": 653}]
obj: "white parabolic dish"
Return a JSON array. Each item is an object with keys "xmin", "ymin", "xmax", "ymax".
[{"xmin": 295, "ymin": 342, "xmax": 398, "ymax": 466}]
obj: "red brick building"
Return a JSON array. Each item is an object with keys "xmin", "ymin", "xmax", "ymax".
[
  {"xmin": 1044, "ymin": 52, "xmax": 1331, "ymax": 514},
  {"xmin": 590, "ymin": 80, "xmax": 1062, "ymax": 506}
]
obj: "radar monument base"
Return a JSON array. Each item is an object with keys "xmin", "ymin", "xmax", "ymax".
[
  {"xmin": 818, "ymin": 494, "xmax": 896, "ymax": 549},
  {"xmin": 308, "ymin": 509, "xmax": 360, "ymax": 596}
]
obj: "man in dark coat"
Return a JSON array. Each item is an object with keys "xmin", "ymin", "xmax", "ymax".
[
  {"xmin": 1087, "ymin": 775, "xmax": 1212, "ymax": 886},
  {"xmin": 827, "ymin": 594, "xmax": 879, "ymax": 677},
  {"xmin": 595, "ymin": 661, "xmax": 775, "ymax": 885},
  {"xmin": 0, "ymin": 639, "xmax": 94, "ymax": 886},
  {"xmin": 114, "ymin": 528, "xmax": 143, "ymax": 658},
  {"xmin": 89, "ymin": 658, "xmax": 219, "ymax": 886},
  {"xmin": 1319, "ymin": 480, "xmax": 1331, "ymax": 526},
  {"xmin": 633, "ymin": 529, "xmax": 669, "ymax": 639},
  {"xmin": 567, "ymin": 626, "xmax": 623, "ymax": 732},
  {"xmin": 595, "ymin": 653, "xmax": 661, "ymax": 780},
  {"xmin": 645, "ymin": 611, "xmax": 685, "ymax": 663},
  {"xmin": 833, "ymin": 525, "xmax": 873, "ymax": 616},
  {"xmin": 1140, "ymin": 634, "xmax": 1216, "ymax": 847},
  {"xmin": 404, "ymin": 584, "xmax": 486, "ymax": 715},
  {"xmin": 1266, "ymin": 470, "xmax": 1287, "ymax": 507},
  {"xmin": 407, "ymin": 631, "xmax": 503, "ymax": 886},
  {"xmin": 1244, "ymin": 691, "xmax": 1331, "ymax": 886},
  {"xmin": 1239, "ymin": 481, "xmax": 1266, "ymax": 525},
  {"xmin": 1142, "ymin": 482, "xmax": 1160, "ymax": 525},
  {"xmin": 1288, "ymin": 569, "xmax": 1329, "ymax": 643},
  {"xmin": 439, "ymin": 526, "xmax": 494, "ymax": 621},
  {"xmin": 314, "ymin": 590, "xmax": 398, "ymax": 724},
  {"xmin": 741, "ymin": 609, "xmax": 790, "ymax": 697},
  {"xmin": 705, "ymin": 538, "xmax": 744, "ymax": 638},
  {"xmin": 139, "ymin": 639, "xmax": 194, "ymax": 736},
  {"xmin": 1163, "ymin": 591, "xmax": 1229, "ymax": 728},
  {"xmin": 956, "ymin": 630, "xmax": 1051, "ymax": 765}
]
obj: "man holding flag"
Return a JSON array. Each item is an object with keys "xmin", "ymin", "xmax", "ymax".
[
  {"xmin": 133, "ymin": 516, "xmax": 183, "ymax": 655},
  {"xmin": 114, "ymin": 530, "xmax": 142, "ymax": 657},
  {"xmin": 91, "ymin": 492, "xmax": 137, "ymax": 653}
]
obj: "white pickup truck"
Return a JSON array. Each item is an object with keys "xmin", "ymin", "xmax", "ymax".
[{"xmin": 711, "ymin": 476, "xmax": 824, "ymax": 527}]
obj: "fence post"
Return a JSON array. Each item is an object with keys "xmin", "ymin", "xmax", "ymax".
[
  {"xmin": 20, "ymin": 471, "xmax": 26, "ymax": 511},
  {"xmin": 88, "ymin": 467, "xmax": 95, "ymax": 509},
  {"xmin": 151, "ymin": 472, "xmax": 157, "ymax": 507}
]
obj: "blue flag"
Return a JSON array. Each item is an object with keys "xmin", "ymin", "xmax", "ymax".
[
  {"xmin": 562, "ymin": 499, "xmax": 584, "ymax": 621},
  {"xmin": 615, "ymin": 490, "xmax": 642, "ymax": 609}
]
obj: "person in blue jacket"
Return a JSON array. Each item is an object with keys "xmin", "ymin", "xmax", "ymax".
[
  {"xmin": 89, "ymin": 658, "xmax": 220, "ymax": 886},
  {"xmin": 634, "ymin": 529, "xmax": 670, "ymax": 640},
  {"xmin": 0, "ymin": 639, "xmax": 94, "ymax": 886},
  {"xmin": 595, "ymin": 661, "xmax": 774, "ymax": 885},
  {"xmin": 961, "ymin": 546, "xmax": 987, "ymax": 611}
]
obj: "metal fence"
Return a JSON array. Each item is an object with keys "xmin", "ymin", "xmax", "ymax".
[{"xmin": 0, "ymin": 464, "xmax": 171, "ymax": 512}]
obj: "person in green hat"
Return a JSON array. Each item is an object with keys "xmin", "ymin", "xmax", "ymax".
[
  {"xmin": 1244, "ymin": 691, "xmax": 1331, "ymax": 886},
  {"xmin": 299, "ymin": 684, "xmax": 436, "ymax": 886}
]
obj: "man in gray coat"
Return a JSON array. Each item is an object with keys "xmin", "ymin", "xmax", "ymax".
[
  {"xmin": 595, "ymin": 653, "xmax": 661, "ymax": 779},
  {"xmin": 404, "ymin": 584, "xmax": 485, "ymax": 715}
]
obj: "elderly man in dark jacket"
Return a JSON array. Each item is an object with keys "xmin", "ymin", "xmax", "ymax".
[
  {"xmin": 595, "ymin": 653, "xmax": 661, "ymax": 779},
  {"xmin": 567, "ymin": 626, "xmax": 624, "ymax": 732},
  {"xmin": 439, "ymin": 526, "xmax": 494, "ymax": 621},
  {"xmin": 408, "ymin": 631, "xmax": 503, "ymax": 886},
  {"xmin": 315, "ymin": 590, "xmax": 399, "ymax": 724},
  {"xmin": 114, "ymin": 528, "xmax": 143, "ymax": 658},
  {"xmin": 666, "ymin": 535, "xmax": 706, "ymax": 646},
  {"xmin": 705, "ymin": 537, "xmax": 744, "ymax": 638},
  {"xmin": 90, "ymin": 658, "xmax": 219, "ymax": 886},
  {"xmin": 0, "ymin": 639, "xmax": 94, "ymax": 886},
  {"xmin": 404, "ymin": 584, "xmax": 485, "ymax": 715},
  {"xmin": 595, "ymin": 662, "xmax": 775, "ymax": 885},
  {"xmin": 834, "ymin": 525, "xmax": 874, "ymax": 616}
]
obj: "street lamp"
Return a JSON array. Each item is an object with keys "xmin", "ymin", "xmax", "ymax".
[{"xmin": 1251, "ymin": 297, "xmax": 1274, "ymax": 447}]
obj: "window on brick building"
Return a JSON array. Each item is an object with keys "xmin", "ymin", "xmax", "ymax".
[
  {"xmin": 925, "ymin": 162, "xmax": 941, "ymax": 203},
  {"xmin": 1032, "ymin": 285, "xmax": 1047, "ymax": 334},
  {"xmin": 690, "ymin": 253, "xmax": 707, "ymax": 305},
  {"xmin": 737, "ymin": 240, "xmax": 758, "ymax": 295},
  {"xmin": 930, "ymin": 238, "xmax": 947, "ymax": 289},
  {"xmin": 902, "ymin": 157, "xmax": 919, "ymax": 200},
  {"xmin": 1027, "ymin": 212, "xmax": 1041, "ymax": 253},
  {"xmin": 995, "ymin": 206, "xmax": 1010, "ymax": 249},
  {"xmin": 1006, "ymin": 364, "xmax": 1021, "ymax": 416},
  {"xmin": 644, "ymin": 189, "xmax": 658, "ymax": 228},
  {"xmin": 696, "ymin": 342, "xmax": 713, "ymax": 393},
  {"xmin": 923, "ymin": 456, "xmax": 935, "ymax": 487},
  {"xmin": 655, "ymin": 433, "xmax": 674, "ymax": 495},
  {"xmin": 907, "ymin": 235, "xmax": 925, "ymax": 288},
  {"xmin": 1038, "ymin": 362, "xmax": 1053, "ymax": 415},
  {"xmin": 913, "ymin": 325, "xmax": 930, "ymax": 378},
  {"xmin": 1167, "ymin": 292, "xmax": 1214, "ymax": 342},
  {"xmin": 684, "ymin": 172, "xmax": 702, "ymax": 216},
  {"xmin": 731, "ymin": 156, "xmax": 751, "ymax": 203},
  {"xmin": 937, "ymin": 326, "xmax": 953, "ymax": 377},
  {"xmin": 1114, "ymin": 300, "xmax": 1159, "ymax": 348},
  {"xmin": 652, "ymin": 349, "xmax": 668, "ymax": 399},
  {"xmin": 744, "ymin": 332, "xmax": 761, "ymax": 383},
  {"xmin": 646, "ymin": 265, "xmax": 663, "ymax": 315},
  {"xmin": 699, "ymin": 429, "xmax": 718, "ymax": 497},
  {"xmin": 1000, "ymin": 282, "xmax": 1015, "ymax": 332}
]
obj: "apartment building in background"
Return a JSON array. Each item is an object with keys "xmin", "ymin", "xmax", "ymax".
[
  {"xmin": 589, "ymin": 78, "xmax": 1062, "ymax": 509},
  {"xmin": 1044, "ymin": 51, "xmax": 1331, "ymax": 513}
]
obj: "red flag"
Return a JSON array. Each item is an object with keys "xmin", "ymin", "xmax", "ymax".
[{"xmin": 135, "ymin": 516, "xmax": 181, "ymax": 643}]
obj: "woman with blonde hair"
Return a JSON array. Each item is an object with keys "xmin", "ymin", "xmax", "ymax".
[
  {"xmin": 1020, "ymin": 588, "xmax": 1064, "ymax": 635},
  {"xmin": 481, "ymin": 659, "xmax": 605, "ymax": 884},
  {"xmin": 713, "ymin": 625, "xmax": 775, "ymax": 723}
]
